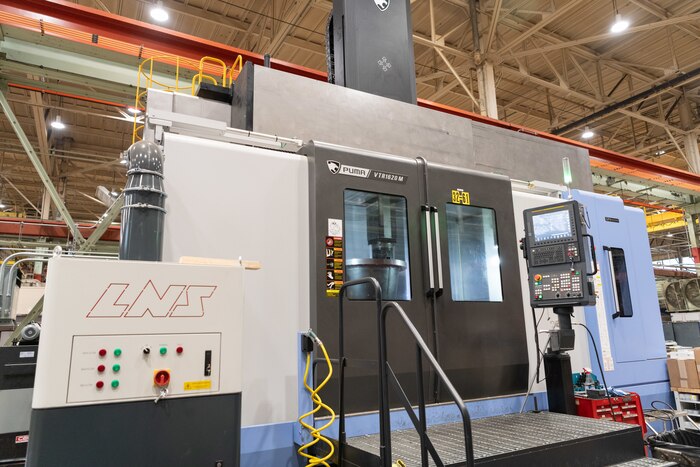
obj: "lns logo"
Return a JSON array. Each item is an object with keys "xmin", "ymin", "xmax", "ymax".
[{"xmin": 87, "ymin": 281, "xmax": 217, "ymax": 318}]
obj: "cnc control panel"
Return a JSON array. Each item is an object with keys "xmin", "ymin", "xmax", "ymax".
[{"xmin": 523, "ymin": 201, "xmax": 596, "ymax": 307}]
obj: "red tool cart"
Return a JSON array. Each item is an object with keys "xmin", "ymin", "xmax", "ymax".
[{"xmin": 575, "ymin": 392, "xmax": 647, "ymax": 435}]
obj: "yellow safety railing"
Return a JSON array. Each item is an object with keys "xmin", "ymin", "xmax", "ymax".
[{"xmin": 132, "ymin": 53, "xmax": 244, "ymax": 144}]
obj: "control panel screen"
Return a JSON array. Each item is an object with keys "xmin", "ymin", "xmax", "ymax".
[{"xmin": 532, "ymin": 209, "xmax": 572, "ymax": 243}]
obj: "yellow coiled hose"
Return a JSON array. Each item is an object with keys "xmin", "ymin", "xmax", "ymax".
[{"xmin": 297, "ymin": 336, "xmax": 336, "ymax": 466}]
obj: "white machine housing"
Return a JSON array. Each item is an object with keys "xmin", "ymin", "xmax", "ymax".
[{"xmin": 32, "ymin": 256, "xmax": 244, "ymax": 409}]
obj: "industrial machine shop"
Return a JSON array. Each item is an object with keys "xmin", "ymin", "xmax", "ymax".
[{"xmin": 1, "ymin": 1, "xmax": 699, "ymax": 466}]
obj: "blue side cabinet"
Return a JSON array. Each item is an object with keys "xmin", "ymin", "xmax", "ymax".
[{"xmin": 572, "ymin": 190, "xmax": 670, "ymax": 405}]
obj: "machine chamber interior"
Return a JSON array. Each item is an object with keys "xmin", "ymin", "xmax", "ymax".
[{"xmin": 343, "ymin": 189, "xmax": 411, "ymax": 300}]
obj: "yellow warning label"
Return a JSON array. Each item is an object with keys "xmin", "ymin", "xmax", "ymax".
[
  {"xmin": 451, "ymin": 190, "xmax": 470, "ymax": 205},
  {"xmin": 326, "ymin": 289, "xmax": 340, "ymax": 297},
  {"xmin": 184, "ymin": 380, "xmax": 212, "ymax": 391}
]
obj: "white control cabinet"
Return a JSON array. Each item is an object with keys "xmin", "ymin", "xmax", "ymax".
[{"xmin": 32, "ymin": 256, "xmax": 243, "ymax": 409}]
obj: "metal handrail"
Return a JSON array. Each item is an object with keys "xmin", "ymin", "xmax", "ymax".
[
  {"xmin": 337, "ymin": 278, "xmax": 383, "ymax": 466},
  {"xmin": 380, "ymin": 301, "xmax": 475, "ymax": 467}
]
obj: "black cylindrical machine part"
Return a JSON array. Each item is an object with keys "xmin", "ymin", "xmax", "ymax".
[{"xmin": 119, "ymin": 141, "xmax": 166, "ymax": 261}]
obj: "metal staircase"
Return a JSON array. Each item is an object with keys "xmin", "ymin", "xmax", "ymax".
[{"xmin": 313, "ymin": 278, "xmax": 674, "ymax": 467}]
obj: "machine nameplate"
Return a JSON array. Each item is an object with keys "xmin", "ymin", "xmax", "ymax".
[{"xmin": 326, "ymin": 160, "xmax": 407, "ymax": 184}]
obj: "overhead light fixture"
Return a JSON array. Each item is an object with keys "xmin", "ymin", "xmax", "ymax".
[
  {"xmin": 111, "ymin": 189, "xmax": 119, "ymax": 197},
  {"xmin": 127, "ymin": 107, "xmax": 142, "ymax": 115},
  {"xmin": 611, "ymin": 14, "xmax": 630, "ymax": 33},
  {"xmin": 581, "ymin": 126, "xmax": 594, "ymax": 139},
  {"xmin": 666, "ymin": 233, "xmax": 674, "ymax": 238},
  {"xmin": 50, "ymin": 115, "xmax": 66, "ymax": 130},
  {"xmin": 150, "ymin": 1, "xmax": 169, "ymax": 22},
  {"xmin": 610, "ymin": 1, "xmax": 630, "ymax": 33},
  {"xmin": 119, "ymin": 158, "xmax": 129, "ymax": 165},
  {"xmin": 0, "ymin": 202, "xmax": 5, "ymax": 209}
]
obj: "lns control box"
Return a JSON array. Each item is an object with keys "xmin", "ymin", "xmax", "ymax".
[{"xmin": 523, "ymin": 201, "xmax": 596, "ymax": 308}]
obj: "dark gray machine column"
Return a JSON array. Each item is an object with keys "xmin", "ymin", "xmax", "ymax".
[{"xmin": 330, "ymin": 0, "xmax": 417, "ymax": 104}]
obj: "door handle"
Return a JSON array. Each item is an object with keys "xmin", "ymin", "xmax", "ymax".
[
  {"xmin": 431, "ymin": 207, "xmax": 444, "ymax": 296},
  {"xmin": 604, "ymin": 246, "xmax": 621, "ymax": 318},
  {"xmin": 422, "ymin": 205, "xmax": 435, "ymax": 295}
]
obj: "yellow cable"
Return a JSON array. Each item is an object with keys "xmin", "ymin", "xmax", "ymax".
[{"xmin": 298, "ymin": 341, "xmax": 336, "ymax": 466}]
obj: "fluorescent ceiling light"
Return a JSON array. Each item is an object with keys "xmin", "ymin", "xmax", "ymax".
[
  {"xmin": 611, "ymin": 14, "xmax": 629, "ymax": 33},
  {"xmin": 581, "ymin": 126, "xmax": 594, "ymax": 139},
  {"xmin": 51, "ymin": 115, "xmax": 66, "ymax": 130},
  {"xmin": 150, "ymin": 1, "xmax": 169, "ymax": 22},
  {"xmin": 127, "ymin": 107, "xmax": 142, "ymax": 115}
]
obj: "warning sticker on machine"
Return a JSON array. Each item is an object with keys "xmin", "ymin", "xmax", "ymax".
[
  {"xmin": 15, "ymin": 435, "xmax": 29, "ymax": 444},
  {"xmin": 328, "ymin": 219, "xmax": 343, "ymax": 237},
  {"xmin": 184, "ymin": 380, "xmax": 212, "ymax": 391},
  {"xmin": 324, "ymin": 235, "xmax": 344, "ymax": 297}
]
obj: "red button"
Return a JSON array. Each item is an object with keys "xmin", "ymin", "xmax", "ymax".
[
  {"xmin": 96, "ymin": 381, "xmax": 104, "ymax": 389},
  {"xmin": 97, "ymin": 365, "xmax": 105, "ymax": 373},
  {"xmin": 98, "ymin": 349, "xmax": 107, "ymax": 357},
  {"xmin": 176, "ymin": 346, "xmax": 183, "ymax": 354}
]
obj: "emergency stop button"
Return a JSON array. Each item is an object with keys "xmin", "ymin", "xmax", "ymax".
[
  {"xmin": 154, "ymin": 369, "xmax": 170, "ymax": 388},
  {"xmin": 534, "ymin": 274, "xmax": 542, "ymax": 281}
]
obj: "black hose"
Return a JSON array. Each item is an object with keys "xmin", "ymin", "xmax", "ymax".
[{"xmin": 575, "ymin": 323, "xmax": 618, "ymax": 422}]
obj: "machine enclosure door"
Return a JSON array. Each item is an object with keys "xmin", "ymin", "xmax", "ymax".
[
  {"xmin": 425, "ymin": 164, "xmax": 529, "ymax": 401},
  {"xmin": 304, "ymin": 142, "xmax": 528, "ymax": 413}
]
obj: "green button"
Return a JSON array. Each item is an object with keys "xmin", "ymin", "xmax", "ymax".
[
  {"xmin": 111, "ymin": 380, "xmax": 119, "ymax": 388},
  {"xmin": 114, "ymin": 348, "xmax": 122, "ymax": 357},
  {"xmin": 112, "ymin": 364, "xmax": 121, "ymax": 372},
  {"xmin": 159, "ymin": 347, "xmax": 167, "ymax": 355}
]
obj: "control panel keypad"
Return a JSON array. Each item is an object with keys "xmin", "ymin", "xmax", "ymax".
[{"xmin": 533, "ymin": 270, "xmax": 584, "ymax": 301}]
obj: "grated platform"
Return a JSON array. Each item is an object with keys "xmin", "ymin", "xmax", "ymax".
[
  {"xmin": 610, "ymin": 460, "xmax": 676, "ymax": 467},
  {"xmin": 336, "ymin": 412, "xmax": 650, "ymax": 466}
]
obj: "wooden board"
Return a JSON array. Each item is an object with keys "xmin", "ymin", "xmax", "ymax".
[
  {"xmin": 672, "ymin": 387, "xmax": 700, "ymax": 395},
  {"xmin": 179, "ymin": 256, "xmax": 261, "ymax": 270}
]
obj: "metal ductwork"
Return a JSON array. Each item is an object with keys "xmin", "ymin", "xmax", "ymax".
[{"xmin": 119, "ymin": 141, "xmax": 166, "ymax": 261}]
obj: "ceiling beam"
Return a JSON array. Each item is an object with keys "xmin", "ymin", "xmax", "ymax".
[
  {"xmin": 496, "ymin": 0, "xmax": 585, "ymax": 54},
  {"xmin": 629, "ymin": 0, "xmax": 700, "ymax": 42},
  {"xmin": 509, "ymin": 13, "xmax": 700, "ymax": 59},
  {"xmin": 266, "ymin": 0, "xmax": 314, "ymax": 56}
]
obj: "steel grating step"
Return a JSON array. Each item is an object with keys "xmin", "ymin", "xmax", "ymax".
[
  {"xmin": 336, "ymin": 411, "xmax": 651, "ymax": 466},
  {"xmin": 610, "ymin": 459, "xmax": 677, "ymax": 467}
]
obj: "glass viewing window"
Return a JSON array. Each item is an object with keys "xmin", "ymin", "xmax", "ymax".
[
  {"xmin": 343, "ymin": 190, "xmax": 411, "ymax": 300},
  {"xmin": 446, "ymin": 204, "xmax": 503, "ymax": 302}
]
